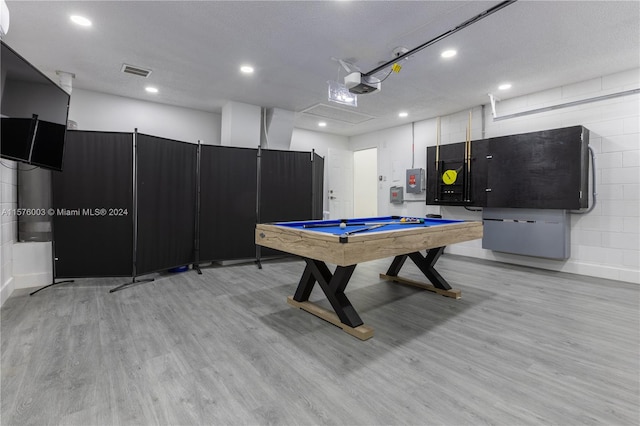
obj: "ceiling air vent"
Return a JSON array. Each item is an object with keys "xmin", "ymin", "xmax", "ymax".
[{"xmin": 121, "ymin": 63, "xmax": 152, "ymax": 78}]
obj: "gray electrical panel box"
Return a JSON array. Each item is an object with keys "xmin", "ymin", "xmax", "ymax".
[
  {"xmin": 406, "ymin": 168, "xmax": 425, "ymax": 193},
  {"xmin": 390, "ymin": 186, "xmax": 404, "ymax": 204}
]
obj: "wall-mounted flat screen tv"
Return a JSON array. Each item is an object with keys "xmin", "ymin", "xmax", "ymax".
[
  {"xmin": 1, "ymin": 40, "xmax": 70, "ymax": 170},
  {"xmin": 30, "ymin": 119, "xmax": 67, "ymax": 170},
  {"xmin": 0, "ymin": 117, "xmax": 35, "ymax": 162}
]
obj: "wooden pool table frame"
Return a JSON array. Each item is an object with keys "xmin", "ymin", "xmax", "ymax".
[{"xmin": 256, "ymin": 219, "xmax": 483, "ymax": 340}]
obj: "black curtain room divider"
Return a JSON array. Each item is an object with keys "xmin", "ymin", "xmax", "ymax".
[
  {"xmin": 312, "ymin": 151, "xmax": 324, "ymax": 220},
  {"xmin": 135, "ymin": 133, "xmax": 197, "ymax": 275},
  {"xmin": 258, "ymin": 148, "xmax": 316, "ymax": 258},
  {"xmin": 39, "ymin": 129, "xmax": 325, "ymax": 292},
  {"xmin": 260, "ymin": 149, "xmax": 314, "ymax": 222},
  {"xmin": 199, "ymin": 145, "xmax": 258, "ymax": 262},
  {"xmin": 52, "ymin": 130, "xmax": 134, "ymax": 278}
]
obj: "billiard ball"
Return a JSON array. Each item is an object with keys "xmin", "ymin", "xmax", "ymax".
[{"xmin": 340, "ymin": 222, "xmax": 346, "ymax": 229}]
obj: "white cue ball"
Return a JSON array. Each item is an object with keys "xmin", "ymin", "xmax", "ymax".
[{"xmin": 340, "ymin": 222, "xmax": 346, "ymax": 229}]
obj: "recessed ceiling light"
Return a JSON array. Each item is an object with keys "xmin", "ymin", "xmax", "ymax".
[
  {"xmin": 398, "ymin": 112, "xmax": 409, "ymax": 118},
  {"xmin": 240, "ymin": 65, "xmax": 254, "ymax": 74},
  {"xmin": 70, "ymin": 15, "xmax": 92, "ymax": 27},
  {"xmin": 318, "ymin": 122, "xmax": 327, "ymax": 127},
  {"xmin": 498, "ymin": 83, "xmax": 512, "ymax": 90},
  {"xmin": 145, "ymin": 87, "xmax": 158, "ymax": 93},
  {"xmin": 441, "ymin": 49, "xmax": 457, "ymax": 58}
]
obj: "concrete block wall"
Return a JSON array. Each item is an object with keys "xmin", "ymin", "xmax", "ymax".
[
  {"xmin": 0, "ymin": 160, "xmax": 17, "ymax": 305},
  {"xmin": 446, "ymin": 68, "xmax": 640, "ymax": 283}
]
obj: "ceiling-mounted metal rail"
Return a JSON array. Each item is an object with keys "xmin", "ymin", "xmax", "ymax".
[{"xmin": 362, "ymin": 0, "xmax": 518, "ymax": 78}]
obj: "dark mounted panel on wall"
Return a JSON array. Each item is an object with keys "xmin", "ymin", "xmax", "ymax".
[
  {"xmin": 426, "ymin": 140, "xmax": 488, "ymax": 207},
  {"xmin": 486, "ymin": 126, "xmax": 589, "ymax": 209},
  {"xmin": 426, "ymin": 126, "xmax": 589, "ymax": 210}
]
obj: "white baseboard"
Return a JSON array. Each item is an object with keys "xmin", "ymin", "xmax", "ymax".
[
  {"xmin": 13, "ymin": 272, "xmax": 53, "ymax": 290},
  {"xmin": 0, "ymin": 276, "xmax": 14, "ymax": 307},
  {"xmin": 447, "ymin": 245, "xmax": 640, "ymax": 285}
]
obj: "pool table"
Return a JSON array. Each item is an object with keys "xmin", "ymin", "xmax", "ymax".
[{"xmin": 255, "ymin": 215, "xmax": 483, "ymax": 340}]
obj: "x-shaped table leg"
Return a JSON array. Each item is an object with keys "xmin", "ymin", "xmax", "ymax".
[
  {"xmin": 292, "ymin": 258, "xmax": 362, "ymax": 327},
  {"xmin": 381, "ymin": 247, "xmax": 461, "ymax": 299}
]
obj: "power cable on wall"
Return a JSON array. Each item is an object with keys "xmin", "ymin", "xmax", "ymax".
[
  {"xmin": 411, "ymin": 121, "xmax": 415, "ymax": 168},
  {"xmin": 405, "ymin": 121, "xmax": 426, "ymax": 201},
  {"xmin": 570, "ymin": 146, "xmax": 597, "ymax": 215}
]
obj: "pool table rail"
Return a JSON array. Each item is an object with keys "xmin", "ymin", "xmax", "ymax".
[{"xmin": 255, "ymin": 220, "xmax": 483, "ymax": 266}]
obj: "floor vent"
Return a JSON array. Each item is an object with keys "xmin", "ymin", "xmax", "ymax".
[{"xmin": 121, "ymin": 64, "xmax": 152, "ymax": 78}]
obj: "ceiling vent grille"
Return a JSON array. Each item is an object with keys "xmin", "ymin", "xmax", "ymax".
[
  {"xmin": 121, "ymin": 63, "xmax": 152, "ymax": 78},
  {"xmin": 300, "ymin": 103, "xmax": 375, "ymax": 125}
]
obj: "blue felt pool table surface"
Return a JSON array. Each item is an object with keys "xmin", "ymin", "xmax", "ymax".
[{"xmin": 274, "ymin": 216, "xmax": 464, "ymax": 236}]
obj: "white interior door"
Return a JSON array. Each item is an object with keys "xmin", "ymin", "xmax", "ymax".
[
  {"xmin": 327, "ymin": 148, "xmax": 353, "ymax": 219},
  {"xmin": 353, "ymin": 148, "xmax": 378, "ymax": 217}
]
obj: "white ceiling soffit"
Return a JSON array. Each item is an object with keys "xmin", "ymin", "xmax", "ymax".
[{"xmin": 301, "ymin": 103, "xmax": 375, "ymax": 125}]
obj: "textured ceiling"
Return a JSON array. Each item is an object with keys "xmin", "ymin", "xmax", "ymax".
[{"xmin": 3, "ymin": 0, "xmax": 639, "ymax": 136}]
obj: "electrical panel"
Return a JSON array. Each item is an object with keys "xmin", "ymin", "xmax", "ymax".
[
  {"xmin": 406, "ymin": 168, "xmax": 425, "ymax": 193},
  {"xmin": 390, "ymin": 186, "xmax": 404, "ymax": 204}
]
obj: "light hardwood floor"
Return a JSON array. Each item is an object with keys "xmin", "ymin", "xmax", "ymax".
[{"xmin": 1, "ymin": 255, "xmax": 638, "ymax": 425}]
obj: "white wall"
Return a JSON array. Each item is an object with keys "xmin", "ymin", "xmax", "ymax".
[
  {"xmin": 221, "ymin": 101, "xmax": 261, "ymax": 148},
  {"xmin": 262, "ymin": 107, "xmax": 295, "ymax": 150},
  {"xmin": 291, "ymin": 128, "xmax": 349, "ymax": 215},
  {"xmin": 12, "ymin": 242, "xmax": 51, "ymax": 289},
  {"xmin": 291, "ymin": 128, "xmax": 349, "ymax": 157},
  {"xmin": 69, "ymin": 89, "xmax": 221, "ymax": 144},
  {"xmin": 349, "ymin": 69, "xmax": 639, "ymax": 284},
  {"xmin": 0, "ymin": 160, "xmax": 17, "ymax": 306}
]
